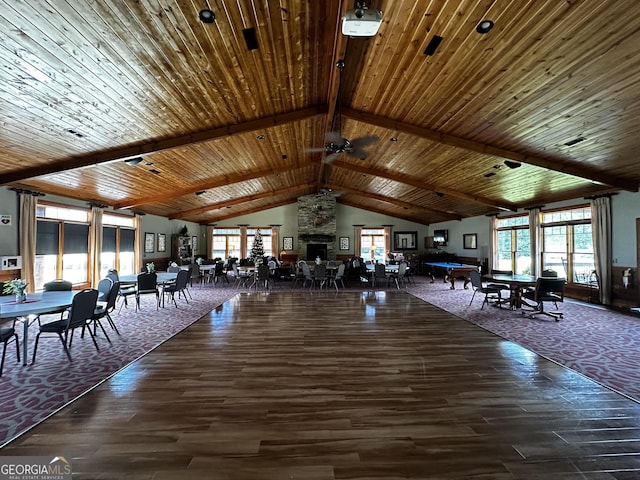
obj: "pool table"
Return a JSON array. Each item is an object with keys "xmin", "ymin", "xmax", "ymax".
[{"xmin": 424, "ymin": 261, "xmax": 479, "ymax": 289}]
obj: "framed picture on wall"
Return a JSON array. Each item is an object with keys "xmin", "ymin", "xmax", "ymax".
[
  {"xmin": 393, "ymin": 231, "xmax": 417, "ymax": 250},
  {"xmin": 192, "ymin": 235, "xmax": 198, "ymax": 253},
  {"xmin": 157, "ymin": 233, "xmax": 166, "ymax": 252},
  {"xmin": 283, "ymin": 236, "xmax": 293, "ymax": 251},
  {"xmin": 463, "ymin": 233, "xmax": 477, "ymax": 249},
  {"xmin": 339, "ymin": 236, "xmax": 350, "ymax": 250},
  {"xmin": 144, "ymin": 232, "xmax": 155, "ymax": 253}
]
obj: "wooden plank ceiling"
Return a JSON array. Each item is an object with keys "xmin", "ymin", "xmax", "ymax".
[{"xmin": 0, "ymin": 0, "xmax": 638, "ymax": 226}]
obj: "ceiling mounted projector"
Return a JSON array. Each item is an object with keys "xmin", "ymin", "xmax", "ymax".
[{"xmin": 342, "ymin": 8, "xmax": 383, "ymax": 37}]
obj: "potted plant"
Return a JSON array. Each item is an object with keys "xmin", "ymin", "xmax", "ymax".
[{"xmin": 3, "ymin": 278, "xmax": 28, "ymax": 303}]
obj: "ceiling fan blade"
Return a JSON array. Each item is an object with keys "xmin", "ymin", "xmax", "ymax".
[
  {"xmin": 346, "ymin": 147, "xmax": 371, "ymax": 160},
  {"xmin": 322, "ymin": 152, "xmax": 342, "ymax": 164},
  {"xmin": 349, "ymin": 135, "xmax": 379, "ymax": 149},
  {"xmin": 305, "ymin": 146, "xmax": 328, "ymax": 153},
  {"xmin": 325, "ymin": 131, "xmax": 344, "ymax": 144}
]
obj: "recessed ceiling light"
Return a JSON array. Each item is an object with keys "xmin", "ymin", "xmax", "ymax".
[
  {"xmin": 476, "ymin": 20, "xmax": 494, "ymax": 34},
  {"xmin": 195, "ymin": 190, "xmax": 206, "ymax": 196},
  {"xmin": 390, "ymin": 137, "xmax": 398, "ymax": 142},
  {"xmin": 564, "ymin": 137, "xmax": 586, "ymax": 146},
  {"xmin": 124, "ymin": 157, "xmax": 143, "ymax": 166},
  {"xmin": 257, "ymin": 134, "xmax": 265, "ymax": 140},
  {"xmin": 199, "ymin": 9, "xmax": 215, "ymax": 23},
  {"xmin": 504, "ymin": 160, "xmax": 522, "ymax": 169}
]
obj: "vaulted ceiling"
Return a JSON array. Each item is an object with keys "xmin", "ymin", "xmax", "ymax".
[{"xmin": 1, "ymin": 1, "xmax": 638, "ymax": 226}]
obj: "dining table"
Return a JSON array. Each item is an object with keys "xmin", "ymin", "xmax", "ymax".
[
  {"xmin": 0, "ymin": 290, "xmax": 78, "ymax": 366},
  {"xmin": 119, "ymin": 271, "xmax": 178, "ymax": 285},
  {"xmin": 482, "ymin": 273, "xmax": 537, "ymax": 309}
]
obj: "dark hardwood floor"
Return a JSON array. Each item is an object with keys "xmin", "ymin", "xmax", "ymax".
[{"xmin": 3, "ymin": 290, "xmax": 640, "ymax": 479}]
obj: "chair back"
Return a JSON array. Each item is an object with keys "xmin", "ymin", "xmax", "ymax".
[
  {"xmin": 232, "ymin": 263, "xmax": 241, "ymax": 277},
  {"xmin": 314, "ymin": 263, "xmax": 327, "ymax": 280},
  {"xmin": 469, "ymin": 270, "xmax": 483, "ymax": 289},
  {"xmin": 96, "ymin": 278, "xmax": 113, "ymax": 302},
  {"xmin": 535, "ymin": 277, "xmax": 565, "ymax": 300},
  {"xmin": 105, "ymin": 281, "xmax": 120, "ymax": 311},
  {"xmin": 174, "ymin": 269, "xmax": 190, "ymax": 289},
  {"xmin": 374, "ymin": 263, "xmax": 386, "ymax": 279},
  {"xmin": 398, "ymin": 262, "xmax": 407, "ymax": 277},
  {"xmin": 137, "ymin": 272, "xmax": 158, "ymax": 292},
  {"xmin": 335, "ymin": 263, "xmax": 346, "ymax": 279},
  {"xmin": 214, "ymin": 262, "xmax": 225, "ymax": 276},
  {"xmin": 44, "ymin": 279, "xmax": 73, "ymax": 291},
  {"xmin": 67, "ymin": 289, "xmax": 99, "ymax": 329},
  {"xmin": 541, "ymin": 269, "xmax": 558, "ymax": 277},
  {"xmin": 167, "ymin": 265, "xmax": 181, "ymax": 273},
  {"xmin": 106, "ymin": 269, "xmax": 119, "ymax": 283},
  {"xmin": 301, "ymin": 262, "xmax": 313, "ymax": 280},
  {"xmin": 257, "ymin": 263, "xmax": 270, "ymax": 281}
]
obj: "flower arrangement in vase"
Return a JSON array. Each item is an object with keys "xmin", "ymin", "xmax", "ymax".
[
  {"xmin": 146, "ymin": 262, "xmax": 156, "ymax": 273},
  {"xmin": 3, "ymin": 278, "xmax": 28, "ymax": 303}
]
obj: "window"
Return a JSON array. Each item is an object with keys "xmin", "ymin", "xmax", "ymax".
[
  {"xmin": 541, "ymin": 206, "xmax": 594, "ymax": 284},
  {"xmin": 212, "ymin": 228, "xmax": 241, "ymax": 259},
  {"xmin": 360, "ymin": 228, "xmax": 385, "ymax": 263},
  {"xmin": 102, "ymin": 213, "xmax": 136, "ymax": 278},
  {"xmin": 246, "ymin": 228, "xmax": 273, "ymax": 257},
  {"xmin": 495, "ymin": 215, "xmax": 530, "ymax": 274},
  {"xmin": 35, "ymin": 204, "xmax": 90, "ymax": 290},
  {"xmin": 212, "ymin": 228, "xmax": 274, "ymax": 259}
]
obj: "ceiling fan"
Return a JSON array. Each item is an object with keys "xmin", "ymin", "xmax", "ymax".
[{"xmin": 306, "ymin": 59, "xmax": 379, "ymax": 164}]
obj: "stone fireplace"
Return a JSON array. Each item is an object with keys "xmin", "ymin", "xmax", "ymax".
[{"xmin": 297, "ymin": 194, "xmax": 337, "ymax": 260}]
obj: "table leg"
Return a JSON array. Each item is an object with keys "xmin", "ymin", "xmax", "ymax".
[{"xmin": 21, "ymin": 317, "xmax": 29, "ymax": 366}]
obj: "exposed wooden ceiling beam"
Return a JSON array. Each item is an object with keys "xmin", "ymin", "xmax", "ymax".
[
  {"xmin": 326, "ymin": 183, "xmax": 462, "ymax": 221},
  {"xmin": 113, "ymin": 164, "xmax": 311, "ymax": 210},
  {"xmin": 169, "ymin": 182, "xmax": 316, "ymax": 220},
  {"xmin": 0, "ymin": 106, "xmax": 328, "ymax": 186},
  {"xmin": 331, "ymin": 160, "xmax": 517, "ymax": 212},
  {"xmin": 343, "ymin": 108, "xmax": 638, "ymax": 192}
]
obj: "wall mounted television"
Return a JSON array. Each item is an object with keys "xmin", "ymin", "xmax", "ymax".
[{"xmin": 433, "ymin": 229, "xmax": 448, "ymax": 245}]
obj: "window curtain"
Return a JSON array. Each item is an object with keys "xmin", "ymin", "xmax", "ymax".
[
  {"xmin": 489, "ymin": 216, "xmax": 497, "ymax": 273},
  {"xmin": 133, "ymin": 214, "xmax": 142, "ymax": 272},
  {"xmin": 239, "ymin": 226, "xmax": 247, "ymax": 259},
  {"xmin": 528, "ymin": 208, "xmax": 541, "ymax": 277},
  {"xmin": 88, "ymin": 206, "xmax": 103, "ymax": 287},
  {"xmin": 591, "ymin": 196, "xmax": 612, "ymax": 305},
  {"xmin": 353, "ymin": 227, "xmax": 362, "ymax": 258},
  {"xmin": 383, "ymin": 227, "xmax": 391, "ymax": 256},
  {"xmin": 19, "ymin": 193, "xmax": 37, "ymax": 294},
  {"xmin": 206, "ymin": 225, "xmax": 214, "ymax": 259},
  {"xmin": 271, "ymin": 226, "xmax": 280, "ymax": 257}
]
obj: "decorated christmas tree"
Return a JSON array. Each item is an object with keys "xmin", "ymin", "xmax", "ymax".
[{"xmin": 250, "ymin": 228, "xmax": 265, "ymax": 264}]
